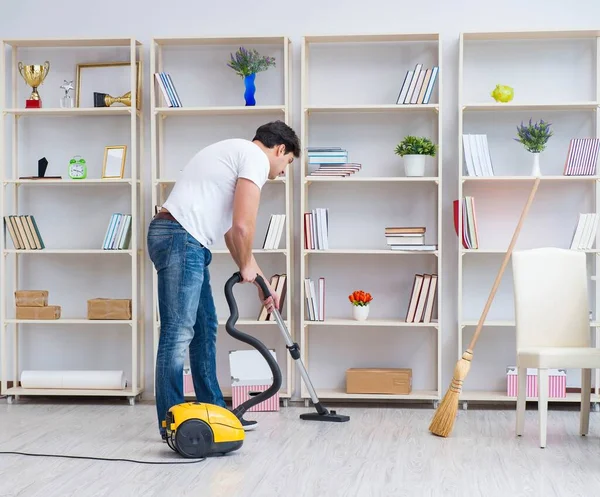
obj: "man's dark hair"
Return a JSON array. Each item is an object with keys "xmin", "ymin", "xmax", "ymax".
[{"xmin": 253, "ymin": 120, "xmax": 301, "ymax": 158}]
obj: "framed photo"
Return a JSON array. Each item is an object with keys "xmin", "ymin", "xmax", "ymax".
[
  {"xmin": 75, "ymin": 61, "xmax": 141, "ymax": 109},
  {"xmin": 102, "ymin": 145, "xmax": 127, "ymax": 179}
]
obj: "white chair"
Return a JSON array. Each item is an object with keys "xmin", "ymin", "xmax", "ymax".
[{"xmin": 512, "ymin": 247, "xmax": 600, "ymax": 448}]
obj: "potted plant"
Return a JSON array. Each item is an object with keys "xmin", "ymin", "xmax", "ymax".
[
  {"xmin": 515, "ymin": 118, "xmax": 553, "ymax": 176},
  {"xmin": 348, "ymin": 290, "xmax": 373, "ymax": 321},
  {"xmin": 227, "ymin": 47, "xmax": 276, "ymax": 106},
  {"xmin": 394, "ymin": 136, "xmax": 437, "ymax": 177}
]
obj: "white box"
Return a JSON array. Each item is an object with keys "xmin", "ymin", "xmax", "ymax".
[{"xmin": 229, "ymin": 349, "xmax": 280, "ymax": 412}]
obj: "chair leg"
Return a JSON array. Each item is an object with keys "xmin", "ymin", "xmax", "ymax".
[
  {"xmin": 516, "ymin": 367, "xmax": 527, "ymax": 436},
  {"xmin": 538, "ymin": 368, "xmax": 549, "ymax": 448},
  {"xmin": 580, "ymin": 368, "xmax": 591, "ymax": 436}
]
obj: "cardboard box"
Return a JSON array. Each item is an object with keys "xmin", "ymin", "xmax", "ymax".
[
  {"xmin": 87, "ymin": 298, "xmax": 132, "ymax": 320},
  {"xmin": 16, "ymin": 305, "xmax": 61, "ymax": 320},
  {"xmin": 229, "ymin": 349, "xmax": 280, "ymax": 411},
  {"xmin": 506, "ymin": 367, "xmax": 566, "ymax": 398},
  {"xmin": 346, "ymin": 368, "xmax": 412, "ymax": 395},
  {"xmin": 15, "ymin": 290, "xmax": 48, "ymax": 307}
]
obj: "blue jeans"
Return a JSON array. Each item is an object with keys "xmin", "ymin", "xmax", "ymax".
[{"xmin": 147, "ymin": 218, "xmax": 226, "ymax": 436}]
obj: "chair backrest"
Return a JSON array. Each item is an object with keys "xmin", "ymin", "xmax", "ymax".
[{"xmin": 512, "ymin": 247, "xmax": 590, "ymax": 349}]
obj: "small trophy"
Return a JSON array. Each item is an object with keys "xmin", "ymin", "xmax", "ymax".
[
  {"xmin": 60, "ymin": 80, "xmax": 74, "ymax": 108},
  {"xmin": 94, "ymin": 91, "xmax": 131, "ymax": 107},
  {"xmin": 18, "ymin": 61, "xmax": 50, "ymax": 108}
]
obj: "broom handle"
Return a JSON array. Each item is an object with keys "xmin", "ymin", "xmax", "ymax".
[{"xmin": 467, "ymin": 177, "xmax": 540, "ymax": 351}]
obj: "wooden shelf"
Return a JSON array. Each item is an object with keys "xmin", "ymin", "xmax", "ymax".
[
  {"xmin": 304, "ymin": 249, "xmax": 438, "ymax": 255},
  {"xmin": 305, "ymin": 318, "xmax": 438, "ymax": 328},
  {"xmin": 461, "ymin": 248, "xmax": 600, "ymax": 254},
  {"xmin": 305, "ymin": 104, "xmax": 438, "ymax": 113},
  {"xmin": 461, "ymin": 391, "xmax": 600, "ymax": 403},
  {"xmin": 154, "ymin": 36, "xmax": 288, "ymax": 46},
  {"xmin": 4, "ymin": 386, "xmax": 143, "ymax": 397},
  {"xmin": 6, "ymin": 319, "xmax": 133, "ymax": 325},
  {"xmin": 305, "ymin": 33, "xmax": 439, "ymax": 43},
  {"xmin": 3, "ymin": 249, "xmax": 133, "ymax": 255},
  {"xmin": 462, "ymin": 30, "xmax": 600, "ymax": 41},
  {"xmin": 156, "ymin": 105, "xmax": 285, "ymax": 116},
  {"xmin": 462, "ymin": 175, "xmax": 600, "ymax": 182},
  {"xmin": 313, "ymin": 388, "xmax": 439, "ymax": 401},
  {"xmin": 462, "ymin": 102, "xmax": 598, "ymax": 111},
  {"xmin": 305, "ymin": 176, "xmax": 439, "ymax": 184},
  {"xmin": 4, "ymin": 179, "xmax": 136, "ymax": 186},
  {"xmin": 3, "ymin": 107, "xmax": 134, "ymax": 117},
  {"xmin": 2, "ymin": 37, "xmax": 141, "ymax": 48}
]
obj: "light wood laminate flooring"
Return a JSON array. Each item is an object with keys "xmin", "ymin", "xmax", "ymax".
[{"xmin": 0, "ymin": 399, "xmax": 599, "ymax": 496}]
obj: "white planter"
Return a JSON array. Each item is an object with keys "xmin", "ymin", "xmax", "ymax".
[
  {"xmin": 404, "ymin": 154, "xmax": 426, "ymax": 177},
  {"xmin": 531, "ymin": 152, "xmax": 541, "ymax": 176},
  {"xmin": 352, "ymin": 305, "xmax": 370, "ymax": 321}
]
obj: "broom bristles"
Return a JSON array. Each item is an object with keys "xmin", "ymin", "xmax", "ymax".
[{"xmin": 429, "ymin": 349, "xmax": 473, "ymax": 437}]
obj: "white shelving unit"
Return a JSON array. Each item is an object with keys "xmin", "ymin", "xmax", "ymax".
[
  {"xmin": 149, "ymin": 36, "xmax": 293, "ymax": 401},
  {"xmin": 457, "ymin": 29, "xmax": 600, "ymax": 406},
  {"xmin": 300, "ymin": 33, "xmax": 442, "ymax": 404},
  {"xmin": 0, "ymin": 37, "xmax": 145, "ymax": 404}
]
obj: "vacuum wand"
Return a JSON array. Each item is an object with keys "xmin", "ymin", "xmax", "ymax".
[{"xmin": 225, "ymin": 272, "xmax": 349, "ymax": 423}]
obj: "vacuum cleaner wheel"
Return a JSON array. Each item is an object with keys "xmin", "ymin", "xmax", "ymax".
[{"xmin": 174, "ymin": 419, "xmax": 213, "ymax": 458}]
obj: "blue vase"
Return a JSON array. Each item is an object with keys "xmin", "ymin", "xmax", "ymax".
[{"xmin": 244, "ymin": 73, "xmax": 256, "ymax": 106}]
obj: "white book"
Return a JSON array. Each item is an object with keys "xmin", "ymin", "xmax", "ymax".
[
  {"xmin": 462, "ymin": 135, "xmax": 476, "ymax": 176},
  {"xmin": 273, "ymin": 214, "xmax": 286, "ymax": 249},
  {"xmin": 309, "ymin": 279, "xmax": 319, "ymax": 322}
]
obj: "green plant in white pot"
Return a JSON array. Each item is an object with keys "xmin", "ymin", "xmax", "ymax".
[{"xmin": 394, "ymin": 136, "xmax": 437, "ymax": 177}]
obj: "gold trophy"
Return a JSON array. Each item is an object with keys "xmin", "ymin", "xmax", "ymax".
[
  {"xmin": 18, "ymin": 61, "xmax": 50, "ymax": 108},
  {"xmin": 94, "ymin": 90, "xmax": 131, "ymax": 107}
]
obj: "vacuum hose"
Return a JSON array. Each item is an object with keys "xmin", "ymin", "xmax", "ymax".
[{"xmin": 224, "ymin": 272, "xmax": 283, "ymax": 418}]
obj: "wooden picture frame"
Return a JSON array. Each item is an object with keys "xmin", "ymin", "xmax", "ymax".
[
  {"xmin": 102, "ymin": 145, "xmax": 127, "ymax": 179},
  {"xmin": 75, "ymin": 61, "xmax": 141, "ymax": 109}
]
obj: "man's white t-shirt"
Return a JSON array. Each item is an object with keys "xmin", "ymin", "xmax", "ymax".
[{"xmin": 162, "ymin": 138, "xmax": 269, "ymax": 247}]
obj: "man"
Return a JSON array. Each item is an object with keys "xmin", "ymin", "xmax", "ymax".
[{"xmin": 147, "ymin": 120, "xmax": 300, "ymax": 439}]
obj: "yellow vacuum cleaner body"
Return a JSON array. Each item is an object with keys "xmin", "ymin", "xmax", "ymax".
[{"xmin": 163, "ymin": 402, "xmax": 245, "ymax": 458}]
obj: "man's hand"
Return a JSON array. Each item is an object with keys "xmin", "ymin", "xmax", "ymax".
[
  {"xmin": 256, "ymin": 277, "xmax": 280, "ymax": 314},
  {"xmin": 240, "ymin": 264, "xmax": 259, "ymax": 283}
]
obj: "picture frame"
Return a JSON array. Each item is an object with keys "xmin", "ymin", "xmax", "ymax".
[
  {"xmin": 102, "ymin": 145, "xmax": 127, "ymax": 179},
  {"xmin": 75, "ymin": 61, "xmax": 142, "ymax": 110}
]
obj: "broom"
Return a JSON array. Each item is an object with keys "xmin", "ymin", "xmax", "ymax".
[{"xmin": 429, "ymin": 176, "xmax": 541, "ymax": 437}]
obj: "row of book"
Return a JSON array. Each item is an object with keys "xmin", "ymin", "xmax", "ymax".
[
  {"xmin": 304, "ymin": 208, "xmax": 329, "ymax": 250},
  {"xmin": 257, "ymin": 273, "xmax": 288, "ymax": 321},
  {"xmin": 570, "ymin": 213, "xmax": 599, "ymax": 250},
  {"xmin": 262, "ymin": 214, "xmax": 286, "ymax": 250},
  {"xmin": 463, "ymin": 134, "xmax": 494, "ymax": 177},
  {"xmin": 304, "ymin": 277, "xmax": 325, "ymax": 321},
  {"xmin": 102, "ymin": 213, "xmax": 132, "ymax": 250},
  {"xmin": 385, "ymin": 226, "xmax": 437, "ymax": 251},
  {"xmin": 154, "ymin": 72, "xmax": 183, "ymax": 107},
  {"xmin": 396, "ymin": 64, "xmax": 439, "ymax": 105},
  {"xmin": 307, "ymin": 147, "xmax": 361, "ymax": 178},
  {"xmin": 406, "ymin": 273, "xmax": 438, "ymax": 323},
  {"xmin": 454, "ymin": 197, "xmax": 479, "ymax": 249},
  {"xmin": 4, "ymin": 215, "xmax": 45, "ymax": 250}
]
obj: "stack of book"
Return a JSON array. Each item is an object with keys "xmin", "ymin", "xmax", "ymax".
[
  {"xmin": 453, "ymin": 197, "xmax": 479, "ymax": 249},
  {"xmin": 385, "ymin": 227, "xmax": 436, "ymax": 251},
  {"xmin": 257, "ymin": 274, "xmax": 287, "ymax": 321},
  {"xmin": 570, "ymin": 213, "xmax": 599, "ymax": 250},
  {"xmin": 262, "ymin": 214, "xmax": 286, "ymax": 250},
  {"xmin": 102, "ymin": 213, "xmax": 132, "ymax": 250},
  {"xmin": 304, "ymin": 277, "xmax": 325, "ymax": 321},
  {"xmin": 307, "ymin": 147, "xmax": 361, "ymax": 178},
  {"xmin": 405, "ymin": 273, "xmax": 438, "ymax": 323},
  {"xmin": 462, "ymin": 134, "xmax": 494, "ymax": 176},
  {"xmin": 4, "ymin": 215, "xmax": 44, "ymax": 250},
  {"xmin": 395, "ymin": 64, "xmax": 439, "ymax": 105},
  {"xmin": 304, "ymin": 208, "xmax": 329, "ymax": 250},
  {"xmin": 563, "ymin": 138, "xmax": 600, "ymax": 176},
  {"xmin": 154, "ymin": 72, "xmax": 182, "ymax": 107}
]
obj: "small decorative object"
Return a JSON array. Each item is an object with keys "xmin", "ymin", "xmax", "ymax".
[
  {"xmin": 76, "ymin": 62, "xmax": 141, "ymax": 109},
  {"xmin": 18, "ymin": 157, "xmax": 62, "ymax": 180},
  {"xmin": 394, "ymin": 136, "xmax": 437, "ymax": 177},
  {"xmin": 515, "ymin": 119, "xmax": 553, "ymax": 176},
  {"xmin": 93, "ymin": 91, "xmax": 131, "ymax": 108},
  {"xmin": 18, "ymin": 61, "xmax": 50, "ymax": 108},
  {"xmin": 60, "ymin": 80, "xmax": 74, "ymax": 108},
  {"xmin": 490, "ymin": 84, "xmax": 514, "ymax": 103},
  {"xmin": 227, "ymin": 47, "xmax": 276, "ymax": 106},
  {"xmin": 349, "ymin": 290, "xmax": 373, "ymax": 321},
  {"xmin": 68, "ymin": 155, "xmax": 87, "ymax": 180},
  {"xmin": 102, "ymin": 145, "xmax": 127, "ymax": 179}
]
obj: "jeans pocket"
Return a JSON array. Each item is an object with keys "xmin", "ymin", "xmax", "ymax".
[{"xmin": 147, "ymin": 233, "xmax": 174, "ymax": 271}]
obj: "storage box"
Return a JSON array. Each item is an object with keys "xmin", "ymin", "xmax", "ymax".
[
  {"xmin": 229, "ymin": 349, "xmax": 280, "ymax": 412},
  {"xmin": 183, "ymin": 367, "xmax": 194, "ymax": 395},
  {"xmin": 346, "ymin": 368, "xmax": 412, "ymax": 395},
  {"xmin": 16, "ymin": 305, "xmax": 61, "ymax": 320},
  {"xmin": 87, "ymin": 298, "xmax": 132, "ymax": 320},
  {"xmin": 506, "ymin": 367, "xmax": 567, "ymax": 398},
  {"xmin": 15, "ymin": 290, "xmax": 48, "ymax": 307}
]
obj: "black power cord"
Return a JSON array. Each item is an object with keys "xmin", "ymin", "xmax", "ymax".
[{"xmin": 0, "ymin": 450, "xmax": 206, "ymax": 465}]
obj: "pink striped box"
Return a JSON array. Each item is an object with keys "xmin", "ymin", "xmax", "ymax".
[
  {"xmin": 506, "ymin": 367, "xmax": 567, "ymax": 398},
  {"xmin": 183, "ymin": 367, "xmax": 194, "ymax": 395},
  {"xmin": 232, "ymin": 384, "xmax": 280, "ymax": 412},
  {"xmin": 230, "ymin": 349, "xmax": 280, "ymax": 412}
]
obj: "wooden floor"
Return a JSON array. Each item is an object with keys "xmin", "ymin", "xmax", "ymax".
[{"xmin": 0, "ymin": 399, "xmax": 599, "ymax": 496}]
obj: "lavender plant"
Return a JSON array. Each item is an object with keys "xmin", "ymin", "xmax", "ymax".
[
  {"xmin": 227, "ymin": 47, "xmax": 276, "ymax": 77},
  {"xmin": 515, "ymin": 119, "xmax": 553, "ymax": 153}
]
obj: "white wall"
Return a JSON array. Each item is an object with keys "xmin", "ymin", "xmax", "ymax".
[{"xmin": 2, "ymin": 0, "xmax": 600, "ymax": 400}]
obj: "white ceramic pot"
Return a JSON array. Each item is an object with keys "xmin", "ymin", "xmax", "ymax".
[
  {"xmin": 531, "ymin": 152, "xmax": 541, "ymax": 176},
  {"xmin": 352, "ymin": 305, "xmax": 370, "ymax": 321},
  {"xmin": 404, "ymin": 154, "xmax": 426, "ymax": 177}
]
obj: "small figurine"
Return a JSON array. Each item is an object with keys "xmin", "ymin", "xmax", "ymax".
[
  {"xmin": 490, "ymin": 84, "xmax": 514, "ymax": 103},
  {"xmin": 60, "ymin": 79, "xmax": 74, "ymax": 108}
]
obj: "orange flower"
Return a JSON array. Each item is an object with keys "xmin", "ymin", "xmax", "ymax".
[{"xmin": 348, "ymin": 290, "xmax": 373, "ymax": 306}]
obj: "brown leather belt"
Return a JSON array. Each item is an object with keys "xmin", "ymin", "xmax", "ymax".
[{"xmin": 154, "ymin": 211, "xmax": 178, "ymax": 222}]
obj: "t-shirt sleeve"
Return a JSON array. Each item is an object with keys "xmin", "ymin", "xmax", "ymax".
[{"xmin": 237, "ymin": 146, "xmax": 269, "ymax": 189}]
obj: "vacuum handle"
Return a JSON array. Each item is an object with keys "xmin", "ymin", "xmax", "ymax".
[{"xmin": 254, "ymin": 273, "xmax": 271, "ymax": 298}]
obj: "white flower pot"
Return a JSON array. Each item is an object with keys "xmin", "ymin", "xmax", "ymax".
[
  {"xmin": 352, "ymin": 305, "xmax": 370, "ymax": 321},
  {"xmin": 531, "ymin": 152, "xmax": 541, "ymax": 176},
  {"xmin": 404, "ymin": 154, "xmax": 426, "ymax": 177}
]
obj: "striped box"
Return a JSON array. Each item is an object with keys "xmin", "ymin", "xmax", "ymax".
[
  {"xmin": 232, "ymin": 384, "xmax": 280, "ymax": 412},
  {"xmin": 183, "ymin": 368, "xmax": 194, "ymax": 395},
  {"xmin": 506, "ymin": 367, "xmax": 567, "ymax": 398}
]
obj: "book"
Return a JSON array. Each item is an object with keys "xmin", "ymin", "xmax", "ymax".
[
  {"xmin": 4, "ymin": 215, "xmax": 44, "ymax": 250},
  {"xmin": 453, "ymin": 197, "xmax": 479, "ymax": 249},
  {"xmin": 462, "ymin": 134, "xmax": 494, "ymax": 176},
  {"xmin": 154, "ymin": 72, "xmax": 182, "ymax": 107},
  {"xmin": 304, "ymin": 208, "xmax": 329, "ymax": 250},
  {"xmin": 262, "ymin": 214, "xmax": 286, "ymax": 250},
  {"xmin": 384, "ymin": 227, "xmax": 436, "ymax": 251},
  {"xmin": 102, "ymin": 213, "xmax": 132, "ymax": 250},
  {"xmin": 304, "ymin": 277, "xmax": 325, "ymax": 321},
  {"xmin": 257, "ymin": 274, "xmax": 287, "ymax": 321},
  {"xmin": 570, "ymin": 213, "xmax": 599, "ymax": 250},
  {"xmin": 396, "ymin": 64, "xmax": 439, "ymax": 105},
  {"xmin": 405, "ymin": 273, "xmax": 438, "ymax": 323},
  {"xmin": 563, "ymin": 138, "xmax": 600, "ymax": 176}
]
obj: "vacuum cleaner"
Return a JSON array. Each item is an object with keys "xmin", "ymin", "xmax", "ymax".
[{"xmin": 164, "ymin": 272, "xmax": 350, "ymax": 458}]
